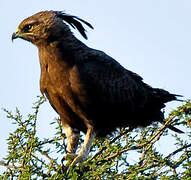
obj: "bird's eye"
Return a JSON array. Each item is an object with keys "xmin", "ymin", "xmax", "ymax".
[{"xmin": 22, "ymin": 24, "xmax": 34, "ymax": 33}]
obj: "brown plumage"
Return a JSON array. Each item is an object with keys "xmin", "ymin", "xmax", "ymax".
[{"xmin": 12, "ymin": 11, "xmax": 183, "ymax": 167}]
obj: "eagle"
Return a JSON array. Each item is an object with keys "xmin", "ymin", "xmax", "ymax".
[{"xmin": 12, "ymin": 11, "xmax": 183, "ymax": 167}]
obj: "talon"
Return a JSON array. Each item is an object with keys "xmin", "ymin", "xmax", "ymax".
[
  {"xmin": 61, "ymin": 152, "xmax": 78, "ymax": 173},
  {"xmin": 72, "ymin": 153, "xmax": 87, "ymax": 166},
  {"xmin": 66, "ymin": 153, "xmax": 87, "ymax": 174},
  {"xmin": 64, "ymin": 153, "xmax": 77, "ymax": 160}
]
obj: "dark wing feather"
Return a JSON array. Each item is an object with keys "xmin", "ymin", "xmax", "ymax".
[
  {"xmin": 77, "ymin": 50, "xmax": 147, "ymax": 108},
  {"xmin": 75, "ymin": 50, "xmax": 183, "ymax": 134},
  {"xmin": 55, "ymin": 11, "xmax": 93, "ymax": 39}
]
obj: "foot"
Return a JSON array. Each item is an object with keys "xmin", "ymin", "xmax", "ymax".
[
  {"xmin": 61, "ymin": 152, "xmax": 77, "ymax": 173},
  {"xmin": 66, "ymin": 151, "xmax": 88, "ymax": 173},
  {"xmin": 64, "ymin": 152, "xmax": 77, "ymax": 161}
]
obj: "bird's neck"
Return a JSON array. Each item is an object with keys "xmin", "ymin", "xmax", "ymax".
[{"xmin": 38, "ymin": 36, "xmax": 88, "ymax": 68}]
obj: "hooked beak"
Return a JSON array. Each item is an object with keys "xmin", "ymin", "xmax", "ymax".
[{"xmin": 11, "ymin": 29, "xmax": 20, "ymax": 42}]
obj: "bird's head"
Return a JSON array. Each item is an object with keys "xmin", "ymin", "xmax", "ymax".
[{"xmin": 12, "ymin": 11, "xmax": 93, "ymax": 45}]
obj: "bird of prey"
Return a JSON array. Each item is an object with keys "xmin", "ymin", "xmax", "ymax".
[{"xmin": 12, "ymin": 11, "xmax": 183, "ymax": 167}]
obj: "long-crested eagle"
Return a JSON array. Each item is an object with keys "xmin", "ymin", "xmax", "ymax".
[{"xmin": 12, "ymin": 11, "xmax": 183, "ymax": 167}]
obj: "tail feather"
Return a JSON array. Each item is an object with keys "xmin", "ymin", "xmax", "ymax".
[
  {"xmin": 153, "ymin": 88, "xmax": 184, "ymax": 103},
  {"xmin": 167, "ymin": 124, "xmax": 184, "ymax": 133},
  {"xmin": 171, "ymin": 94, "xmax": 184, "ymax": 102},
  {"xmin": 152, "ymin": 89, "xmax": 184, "ymax": 133}
]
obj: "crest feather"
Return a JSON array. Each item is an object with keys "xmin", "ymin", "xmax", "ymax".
[{"xmin": 55, "ymin": 11, "xmax": 93, "ymax": 39}]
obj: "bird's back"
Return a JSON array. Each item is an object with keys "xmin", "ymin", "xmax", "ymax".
[{"xmin": 70, "ymin": 48, "xmax": 180, "ymax": 136}]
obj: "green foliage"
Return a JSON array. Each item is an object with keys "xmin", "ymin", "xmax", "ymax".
[{"xmin": 0, "ymin": 97, "xmax": 191, "ymax": 179}]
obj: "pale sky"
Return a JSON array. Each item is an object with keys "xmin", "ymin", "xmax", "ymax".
[{"xmin": 0, "ymin": 0, "xmax": 191, "ymax": 174}]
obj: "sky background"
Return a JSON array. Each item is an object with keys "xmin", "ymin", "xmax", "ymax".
[{"xmin": 0, "ymin": 0, "xmax": 191, "ymax": 174}]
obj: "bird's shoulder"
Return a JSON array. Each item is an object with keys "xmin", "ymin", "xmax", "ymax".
[{"xmin": 75, "ymin": 49, "xmax": 143, "ymax": 85}]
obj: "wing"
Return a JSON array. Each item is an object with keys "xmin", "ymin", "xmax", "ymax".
[
  {"xmin": 71, "ymin": 50, "xmax": 183, "ymax": 135},
  {"xmin": 77, "ymin": 50, "xmax": 148, "ymax": 110}
]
